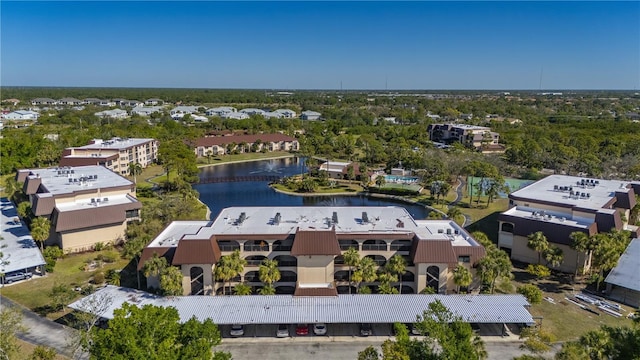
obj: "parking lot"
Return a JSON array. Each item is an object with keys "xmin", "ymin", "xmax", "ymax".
[{"xmin": 219, "ymin": 322, "xmax": 521, "ymax": 341}]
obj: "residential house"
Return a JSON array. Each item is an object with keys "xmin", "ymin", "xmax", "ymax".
[
  {"xmin": 222, "ymin": 112, "xmax": 250, "ymax": 120},
  {"xmin": 170, "ymin": 106, "xmax": 200, "ymax": 116},
  {"xmin": 16, "ymin": 166, "xmax": 142, "ymax": 252},
  {"xmin": 194, "ymin": 133, "xmax": 299, "ymax": 157},
  {"xmin": 1, "ymin": 110, "xmax": 40, "ymax": 121},
  {"xmin": 301, "ymin": 110, "xmax": 321, "ymax": 120},
  {"xmin": 145, "ymin": 98, "xmax": 164, "ymax": 106},
  {"xmin": 139, "ymin": 206, "xmax": 486, "ymax": 295},
  {"xmin": 31, "ymin": 98, "xmax": 57, "ymax": 106},
  {"xmin": 274, "ymin": 109, "xmax": 297, "ymax": 118},
  {"xmin": 59, "ymin": 137, "xmax": 158, "ymax": 175},
  {"xmin": 95, "ymin": 109, "xmax": 128, "ymax": 119},
  {"xmin": 131, "ymin": 106, "xmax": 163, "ymax": 117},
  {"xmin": 427, "ymin": 123, "xmax": 503, "ymax": 153},
  {"xmin": 2, "ymin": 99, "xmax": 21, "ymax": 106},
  {"xmin": 58, "ymin": 98, "xmax": 83, "ymax": 106},
  {"xmin": 498, "ymin": 175, "xmax": 640, "ymax": 273},
  {"xmin": 239, "ymin": 108, "xmax": 266, "ymax": 116},
  {"xmin": 205, "ymin": 107, "xmax": 237, "ymax": 117}
]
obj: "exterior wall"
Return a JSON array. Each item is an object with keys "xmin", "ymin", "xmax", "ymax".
[
  {"xmin": 416, "ymin": 263, "xmax": 450, "ymax": 294},
  {"xmin": 58, "ymin": 222, "xmax": 126, "ymax": 252},
  {"xmin": 297, "ymin": 256, "xmax": 335, "ymax": 284},
  {"xmin": 508, "ymin": 235, "xmax": 589, "ymax": 273},
  {"xmin": 65, "ymin": 140, "xmax": 158, "ymax": 175},
  {"xmin": 606, "ymin": 284, "xmax": 640, "ymax": 308},
  {"xmin": 510, "ymin": 200, "xmax": 576, "ymax": 218},
  {"xmin": 180, "ymin": 264, "xmax": 215, "ymax": 296}
]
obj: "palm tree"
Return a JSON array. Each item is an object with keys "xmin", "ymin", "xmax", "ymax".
[
  {"xmin": 233, "ymin": 282, "xmax": 252, "ymax": 295},
  {"xmin": 570, "ymin": 231, "xmax": 590, "ymax": 277},
  {"xmin": 453, "ymin": 265, "xmax": 473, "ymax": 293},
  {"xmin": 4, "ymin": 177, "xmax": 21, "ymax": 202},
  {"xmin": 30, "ymin": 216, "xmax": 51, "ymax": 251},
  {"xmin": 446, "ymin": 206, "xmax": 463, "ymax": 225},
  {"xmin": 343, "ymin": 247, "xmax": 361, "ymax": 294},
  {"xmin": 527, "ymin": 231, "xmax": 549, "ymax": 265},
  {"xmin": 142, "ymin": 253, "xmax": 168, "ymax": 289},
  {"xmin": 17, "ymin": 201, "xmax": 32, "ymax": 220},
  {"xmin": 215, "ymin": 249, "xmax": 246, "ymax": 295},
  {"xmin": 543, "ymin": 245, "xmax": 564, "ymax": 268},
  {"xmin": 377, "ymin": 272, "xmax": 399, "ymax": 294},
  {"xmin": 258, "ymin": 259, "xmax": 281, "ymax": 294},
  {"xmin": 206, "ymin": 149, "xmax": 214, "ymax": 164},
  {"xmin": 353, "ymin": 257, "xmax": 377, "ymax": 293},
  {"xmin": 259, "ymin": 285, "xmax": 276, "ymax": 295},
  {"xmin": 375, "ymin": 175, "xmax": 386, "ymax": 188},
  {"xmin": 472, "ymin": 335, "xmax": 488, "ymax": 360},
  {"xmin": 128, "ymin": 162, "xmax": 143, "ymax": 185},
  {"xmin": 385, "ymin": 255, "xmax": 407, "ymax": 293}
]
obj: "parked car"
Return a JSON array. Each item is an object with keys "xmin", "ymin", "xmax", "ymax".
[
  {"xmin": 230, "ymin": 324, "xmax": 244, "ymax": 337},
  {"xmin": 407, "ymin": 323, "xmax": 422, "ymax": 336},
  {"xmin": 296, "ymin": 324, "xmax": 309, "ymax": 336},
  {"xmin": 1, "ymin": 271, "xmax": 32, "ymax": 284},
  {"xmin": 359, "ymin": 323, "xmax": 373, "ymax": 336},
  {"xmin": 276, "ymin": 324, "xmax": 289, "ymax": 338},
  {"xmin": 313, "ymin": 323, "xmax": 327, "ymax": 336}
]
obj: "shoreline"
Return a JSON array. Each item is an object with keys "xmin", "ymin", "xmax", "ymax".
[{"xmin": 196, "ymin": 154, "xmax": 296, "ymax": 169}]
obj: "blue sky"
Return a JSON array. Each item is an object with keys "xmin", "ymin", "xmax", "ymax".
[{"xmin": 1, "ymin": 1, "xmax": 639, "ymax": 89}]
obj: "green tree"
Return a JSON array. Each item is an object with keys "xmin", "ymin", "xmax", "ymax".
[
  {"xmin": 446, "ymin": 206, "xmax": 463, "ymax": 225},
  {"xmin": 343, "ymin": 247, "xmax": 361, "ymax": 294},
  {"xmin": 159, "ymin": 266, "xmax": 183, "ymax": 296},
  {"xmin": 377, "ymin": 272, "xmax": 399, "ymax": 294},
  {"xmin": 88, "ymin": 303, "xmax": 230, "ymax": 360},
  {"xmin": 50, "ymin": 283, "xmax": 75, "ymax": 313},
  {"xmin": 30, "ymin": 216, "xmax": 51, "ymax": 251},
  {"xmin": 543, "ymin": 245, "xmax": 564, "ymax": 268},
  {"xmin": 3, "ymin": 177, "xmax": 22, "ymax": 202},
  {"xmin": 358, "ymin": 346, "xmax": 380, "ymax": 360},
  {"xmin": 346, "ymin": 164, "xmax": 356, "ymax": 183},
  {"xmin": 29, "ymin": 346, "xmax": 57, "ymax": 360},
  {"xmin": 122, "ymin": 237, "xmax": 149, "ymax": 289},
  {"xmin": 353, "ymin": 257, "xmax": 377, "ymax": 293},
  {"xmin": 527, "ymin": 232, "xmax": 549, "ymax": 265},
  {"xmin": 17, "ymin": 201, "xmax": 32, "ymax": 219},
  {"xmin": 520, "ymin": 327, "xmax": 556, "ymax": 355},
  {"xmin": 258, "ymin": 259, "xmax": 281, "ymax": 294},
  {"xmin": 142, "ymin": 253, "xmax": 168, "ymax": 282},
  {"xmin": 375, "ymin": 175, "xmax": 386, "ymax": 188},
  {"xmin": 554, "ymin": 342, "xmax": 588, "ymax": 360},
  {"xmin": 569, "ymin": 231, "xmax": 590, "ymax": 277},
  {"xmin": 233, "ymin": 282, "xmax": 252, "ymax": 295},
  {"xmin": 128, "ymin": 162, "xmax": 143, "ymax": 185},
  {"xmin": 453, "ymin": 264, "xmax": 473, "ymax": 293},
  {"xmin": 517, "ymin": 284, "xmax": 543, "ymax": 304},
  {"xmin": 477, "ymin": 245, "xmax": 512, "ymax": 294},
  {"xmin": 526, "ymin": 264, "xmax": 551, "ymax": 279},
  {"xmin": 385, "ymin": 254, "xmax": 407, "ymax": 293},
  {"xmin": 259, "ymin": 285, "xmax": 276, "ymax": 295},
  {"xmin": 214, "ymin": 249, "xmax": 246, "ymax": 295},
  {"xmin": 0, "ymin": 308, "xmax": 25, "ymax": 360}
]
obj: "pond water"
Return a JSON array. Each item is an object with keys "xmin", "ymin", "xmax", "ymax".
[{"xmin": 194, "ymin": 157, "xmax": 431, "ymax": 220}]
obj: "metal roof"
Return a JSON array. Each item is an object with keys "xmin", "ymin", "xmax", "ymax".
[
  {"xmin": 69, "ymin": 286, "xmax": 534, "ymax": 325},
  {"xmin": 0, "ymin": 198, "xmax": 46, "ymax": 274},
  {"xmin": 605, "ymin": 238, "xmax": 640, "ymax": 292}
]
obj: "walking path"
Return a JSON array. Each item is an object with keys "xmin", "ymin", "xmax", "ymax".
[
  {"xmin": 0, "ymin": 295, "xmax": 85, "ymax": 358},
  {"xmin": 449, "ymin": 176, "xmax": 473, "ymax": 227}
]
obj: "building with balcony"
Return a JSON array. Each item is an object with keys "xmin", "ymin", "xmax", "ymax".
[
  {"xmin": 16, "ymin": 165, "xmax": 142, "ymax": 252},
  {"xmin": 498, "ymin": 175, "xmax": 640, "ymax": 273},
  {"xmin": 139, "ymin": 206, "xmax": 485, "ymax": 296},
  {"xmin": 59, "ymin": 137, "xmax": 158, "ymax": 176},
  {"xmin": 194, "ymin": 133, "xmax": 299, "ymax": 157},
  {"xmin": 427, "ymin": 123, "xmax": 504, "ymax": 153}
]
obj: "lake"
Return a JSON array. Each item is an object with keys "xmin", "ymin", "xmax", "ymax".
[{"xmin": 194, "ymin": 157, "xmax": 431, "ymax": 220}]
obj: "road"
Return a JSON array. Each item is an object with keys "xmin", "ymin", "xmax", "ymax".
[{"xmin": 216, "ymin": 339, "xmax": 544, "ymax": 360}]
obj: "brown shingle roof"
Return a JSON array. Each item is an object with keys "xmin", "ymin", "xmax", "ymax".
[
  {"xmin": 138, "ymin": 247, "xmax": 176, "ymax": 270},
  {"xmin": 196, "ymin": 133, "xmax": 296, "ymax": 147},
  {"xmin": 410, "ymin": 240, "xmax": 458, "ymax": 265},
  {"xmin": 291, "ymin": 229, "xmax": 341, "ymax": 256},
  {"xmin": 294, "ymin": 286, "xmax": 338, "ymax": 297},
  {"xmin": 172, "ymin": 237, "xmax": 221, "ymax": 265},
  {"xmin": 54, "ymin": 202, "xmax": 141, "ymax": 232},
  {"xmin": 453, "ymin": 246, "xmax": 486, "ymax": 266},
  {"xmin": 24, "ymin": 177, "xmax": 42, "ymax": 195}
]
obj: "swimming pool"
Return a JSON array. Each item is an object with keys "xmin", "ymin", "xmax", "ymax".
[{"xmin": 385, "ymin": 175, "xmax": 420, "ymax": 184}]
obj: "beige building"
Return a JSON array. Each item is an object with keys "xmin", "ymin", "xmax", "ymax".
[
  {"xmin": 17, "ymin": 165, "xmax": 142, "ymax": 252},
  {"xmin": 427, "ymin": 123, "xmax": 504, "ymax": 153},
  {"xmin": 194, "ymin": 133, "xmax": 299, "ymax": 157},
  {"xmin": 140, "ymin": 206, "xmax": 485, "ymax": 296},
  {"xmin": 60, "ymin": 137, "xmax": 158, "ymax": 176},
  {"xmin": 498, "ymin": 175, "xmax": 640, "ymax": 273}
]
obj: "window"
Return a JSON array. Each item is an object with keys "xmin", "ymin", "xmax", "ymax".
[
  {"xmin": 458, "ymin": 256, "xmax": 471, "ymax": 263},
  {"xmin": 501, "ymin": 223, "xmax": 514, "ymax": 233}
]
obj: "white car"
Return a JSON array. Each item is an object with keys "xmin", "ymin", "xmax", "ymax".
[
  {"xmin": 313, "ymin": 323, "xmax": 327, "ymax": 336},
  {"xmin": 276, "ymin": 324, "xmax": 289, "ymax": 338},
  {"xmin": 230, "ymin": 324, "xmax": 244, "ymax": 337}
]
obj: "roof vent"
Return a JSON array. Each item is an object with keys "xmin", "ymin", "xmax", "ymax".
[
  {"xmin": 274, "ymin": 212, "xmax": 281, "ymax": 225},
  {"xmin": 332, "ymin": 212, "xmax": 339, "ymax": 225},
  {"xmin": 396, "ymin": 219, "xmax": 404, "ymax": 228},
  {"xmin": 362, "ymin": 212, "xmax": 369, "ymax": 224},
  {"xmin": 237, "ymin": 212, "xmax": 247, "ymax": 225}
]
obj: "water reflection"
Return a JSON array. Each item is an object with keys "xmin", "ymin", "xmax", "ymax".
[{"xmin": 195, "ymin": 157, "xmax": 430, "ymax": 220}]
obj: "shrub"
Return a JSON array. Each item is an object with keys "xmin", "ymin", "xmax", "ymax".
[
  {"xmin": 100, "ymin": 251, "xmax": 119, "ymax": 263},
  {"xmin": 43, "ymin": 246, "xmax": 64, "ymax": 273},
  {"xmin": 80, "ymin": 284, "xmax": 95, "ymax": 295},
  {"xmin": 517, "ymin": 284, "xmax": 543, "ymax": 304},
  {"xmin": 92, "ymin": 271, "xmax": 105, "ymax": 284},
  {"xmin": 105, "ymin": 269, "xmax": 121, "ymax": 286},
  {"xmin": 526, "ymin": 264, "xmax": 551, "ymax": 278},
  {"xmin": 93, "ymin": 242, "xmax": 105, "ymax": 251},
  {"xmin": 45, "ymin": 259, "xmax": 56, "ymax": 273}
]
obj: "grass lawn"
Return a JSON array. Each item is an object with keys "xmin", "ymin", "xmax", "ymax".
[
  {"xmin": 0, "ymin": 250, "xmax": 129, "ymax": 320},
  {"xmin": 508, "ymin": 266, "xmax": 634, "ymax": 341},
  {"xmin": 137, "ymin": 164, "xmax": 166, "ymax": 186},
  {"xmin": 14, "ymin": 339, "xmax": 69, "ymax": 360},
  {"xmin": 272, "ymin": 182, "xmax": 363, "ymax": 194}
]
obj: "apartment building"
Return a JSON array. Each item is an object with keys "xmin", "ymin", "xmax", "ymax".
[
  {"xmin": 427, "ymin": 123, "xmax": 503, "ymax": 152},
  {"xmin": 139, "ymin": 206, "xmax": 485, "ymax": 296},
  {"xmin": 498, "ymin": 175, "xmax": 640, "ymax": 273},
  {"xmin": 60, "ymin": 137, "xmax": 158, "ymax": 176},
  {"xmin": 16, "ymin": 165, "xmax": 142, "ymax": 252},
  {"xmin": 194, "ymin": 133, "xmax": 299, "ymax": 157}
]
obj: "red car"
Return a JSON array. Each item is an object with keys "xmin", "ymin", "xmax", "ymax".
[{"xmin": 296, "ymin": 324, "xmax": 309, "ymax": 336}]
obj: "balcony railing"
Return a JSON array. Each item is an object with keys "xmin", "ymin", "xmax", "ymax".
[
  {"xmin": 277, "ymin": 261, "xmax": 297, "ymax": 267},
  {"xmin": 245, "ymin": 260, "xmax": 264, "ymax": 267},
  {"xmin": 219, "ymin": 245, "xmax": 240, "ymax": 252},
  {"xmin": 272, "ymin": 245, "xmax": 292, "ymax": 251},
  {"xmin": 362, "ymin": 244, "xmax": 388, "ymax": 251},
  {"xmin": 390, "ymin": 244, "xmax": 411, "ymax": 251},
  {"xmin": 244, "ymin": 245, "xmax": 269, "ymax": 252},
  {"xmin": 339, "ymin": 244, "xmax": 359, "ymax": 251}
]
